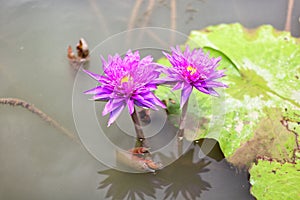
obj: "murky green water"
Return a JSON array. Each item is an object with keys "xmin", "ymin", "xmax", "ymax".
[{"xmin": 1, "ymin": 0, "xmax": 299, "ymax": 199}]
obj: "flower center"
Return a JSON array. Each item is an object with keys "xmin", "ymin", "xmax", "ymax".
[
  {"xmin": 187, "ymin": 66, "xmax": 197, "ymax": 75},
  {"xmin": 121, "ymin": 75, "xmax": 132, "ymax": 83}
]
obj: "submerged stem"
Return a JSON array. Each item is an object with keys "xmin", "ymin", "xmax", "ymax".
[
  {"xmin": 170, "ymin": 0, "xmax": 177, "ymax": 44},
  {"xmin": 136, "ymin": 0, "xmax": 155, "ymax": 45},
  {"xmin": 88, "ymin": 0, "xmax": 110, "ymax": 36},
  {"xmin": 0, "ymin": 98, "xmax": 79, "ymax": 143},
  {"xmin": 285, "ymin": 0, "xmax": 294, "ymax": 32},
  {"xmin": 177, "ymin": 98, "xmax": 189, "ymax": 139},
  {"xmin": 128, "ymin": 0, "xmax": 143, "ymax": 30}
]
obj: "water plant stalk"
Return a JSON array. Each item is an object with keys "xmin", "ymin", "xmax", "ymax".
[
  {"xmin": 177, "ymin": 97, "xmax": 189, "ymax": 139},
  {"xmin": 131, "ymin": 108, "xmax": 147, "ymax": 146},
  {"xmin": 0, "ymin": 98, "xmax": 79, "ymax": 143}
]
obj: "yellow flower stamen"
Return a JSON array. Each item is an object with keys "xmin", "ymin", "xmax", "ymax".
[
  {"xmin": 187, "ymin": 66, "xmax": 197, "ymax": 75},
  {"xmin": 121, "ymin": 75, "xmax": 132, "ymax": 83}
]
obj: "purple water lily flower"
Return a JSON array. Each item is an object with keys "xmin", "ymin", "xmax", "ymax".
[
  {"xmin": 83, "ymin": 50, "xmax": 166, "ymax": 126},
  {"xmin": 162, "ymin": 45, "xmax": 227, "ymax": 108}
]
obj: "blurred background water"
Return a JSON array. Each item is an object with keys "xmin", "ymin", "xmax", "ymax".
[{"xmin": 0, "ymin": 0, "xmax": 299, "ymax": 199}]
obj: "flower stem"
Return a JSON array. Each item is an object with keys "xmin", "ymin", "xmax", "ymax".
[
  {"xmin": 177, "ymin": 98, "xmax": 189, "ymax": 140},
  {"xmin": 131, "ymin": 108, "xmax": 147, "ymax": 145}
]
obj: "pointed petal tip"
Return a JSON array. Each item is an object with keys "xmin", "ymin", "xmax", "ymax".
[
  {"xmin": 208, "ymin": 89, "xmax": 220, "ymax": 97},
  {"xmin": 106, "ymin": 118, "xmax": 114, "ymax": 127},
  {"xmin": 82, "ymin": 69, "xmax": 89, "ymax": 74},
  {"xmin": 179, "ymin": 103, "xmax": 184, "ymax": 110},
  {"xmin": 153, "ymin": 106, "xmax": 160, "ymax": 111},
  {"xmin": 84, "ymin": 89, "xmax": 95, "ymax": 95},
  {"xmin": 180, "ymin": 85, "xmax": 193, "ymax": 109},
  {"xmin": 160, "ymin": 103, "xmax": 167, "ymax": 109},
  {"xmin": 127, "ymin": 99, "xmax": 135, "ymax": 115},
  {"xmin": 106, "ymin": 103, "xmax": 125, "ymax": 127},
  {"xmin": 162, "ymin": 51, "xmax": 169, "ymax": 56},
  {"xmin": 82, "ymin": 69, "xmax": 102, "ymax": 81}
]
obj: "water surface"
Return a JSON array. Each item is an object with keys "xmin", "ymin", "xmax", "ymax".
[{"xmin": 1, "ymin": 0, "xmax": 299, "ymax": 199}]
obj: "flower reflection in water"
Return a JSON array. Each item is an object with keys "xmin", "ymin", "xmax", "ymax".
[
  {"xmin": 98, "ymin": 169, "xmax": 162, "ymax": 200},
  {"xmin": 156, "ymin": 148, "xmax": 211, "ymax": 200},
  {"xmin": 98, "ymin": 147, "xmax": 211, "ymax": 200}
]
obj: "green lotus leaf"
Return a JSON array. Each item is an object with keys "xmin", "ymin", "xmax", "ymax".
[
  {"xmin": 249, "ymin": 159, "xmax": 300, "ymax": 200},
  {"xmin": 156, "ymin": 23, "xmax": 300, "ymax": 167}
]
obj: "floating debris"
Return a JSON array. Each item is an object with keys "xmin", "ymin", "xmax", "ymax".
[
  {"xmin": 76, "ymin": 38, "xmax": 89, "ymax": 59},
  {"xmin": 129, "ymin": 147, "xmax": 150, "ymax": 155},
  {"xmin": 68, "ymin": 38, "xmax": 90, "ymax": 70},
  {"xmin": 116, "ymin": 147, "xmax": 163, "ymax": 173}
]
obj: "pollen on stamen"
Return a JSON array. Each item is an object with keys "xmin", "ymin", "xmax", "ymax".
[
  {"xmin": 121, "ymin": 75, "xmax": 131, "ymax": 83},
  {"xmin": 187, "ymin": 66, "xmax": 197, "ymax": 75}
]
